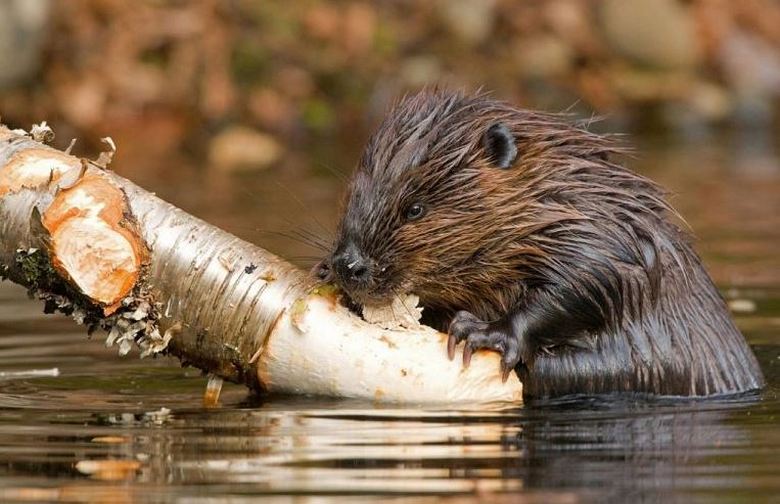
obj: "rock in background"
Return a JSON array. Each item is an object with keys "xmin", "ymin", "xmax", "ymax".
[{"xmin": 0, "ymin": 0, "xmax": 50, "ymax": 89}]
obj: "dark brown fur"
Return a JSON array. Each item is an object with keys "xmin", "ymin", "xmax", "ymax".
[{"xmin": 320, "ymin": 89, "xmax": 764, "ymax": 399}]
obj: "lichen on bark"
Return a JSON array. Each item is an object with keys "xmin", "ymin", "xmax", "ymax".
[{"xmin": 12, "ymin": 240, "xmax": 166, "ymax": 358}]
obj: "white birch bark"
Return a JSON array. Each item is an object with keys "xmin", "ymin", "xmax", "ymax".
[{"xmin": 0, "ymin": 125, "xmax": 522, "ymax": 403}]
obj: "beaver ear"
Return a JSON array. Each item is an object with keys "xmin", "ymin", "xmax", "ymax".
[{"xmin": 482, "ymin": 122, "xmax": 518, "ymax": 169}]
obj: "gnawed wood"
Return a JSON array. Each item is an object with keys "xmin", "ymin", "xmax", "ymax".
[{"xmin": 0, "ymin": 124, "xmax": 522, "ymax": 403}]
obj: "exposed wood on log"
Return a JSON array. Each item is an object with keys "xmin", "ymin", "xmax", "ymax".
[{"xmin": 0, "ymin": 124, "xmax": 523, "ymax": 403}]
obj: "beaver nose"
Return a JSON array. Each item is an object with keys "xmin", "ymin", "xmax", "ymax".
[{"xmin": 333, "ymin": 244, "xmax": 371, "ymax": 286}]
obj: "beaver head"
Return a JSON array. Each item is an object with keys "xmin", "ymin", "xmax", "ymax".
[{"xmin": 317, "ymin": 89, "xmax": 647, "ymax": 321}]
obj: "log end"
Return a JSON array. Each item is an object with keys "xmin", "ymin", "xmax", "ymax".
[{"xmin": 42, "ymin": 173, "xmax": 148, "ymax": 312}]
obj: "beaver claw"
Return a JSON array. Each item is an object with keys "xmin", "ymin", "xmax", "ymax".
[{"xmin": 447, "ymin": 310, "xmax": 523, "ymax": 383}]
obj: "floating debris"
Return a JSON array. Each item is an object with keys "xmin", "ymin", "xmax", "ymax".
[
  {"xmin": 728, "ymin": 299, "xmax": 757, "ymax": 314},
  {"xmin": 0, "ymin": 368, "xmax": 60, "ymax": 379},
  {"xmin": 90, "ymin": 436, "xmax": 129, "ymax": 444},
  {"xmin": 76, "ymin": 459, "xmax": 141, "ymax": 480},
  {"xmin": 144, "ymin": 407, "xmax": 172, "ymax": 425}
]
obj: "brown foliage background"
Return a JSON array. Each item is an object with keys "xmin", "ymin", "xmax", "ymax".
[{"xmin": 1, "ymin": 0, "xmax": 778, "ymax": 159}]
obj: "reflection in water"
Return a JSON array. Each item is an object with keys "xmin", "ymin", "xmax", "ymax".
[
  {"xmin": 513, "ymin": 395, "xmax": 768, "ymax": 500},
  {"xmin": 142, "ymin": 408, "xmax": 523, "ymax": 494},
  {"xmin": 0, "ymin": 134, "xmax": 778, "ymax": 502},
  {"xmin": 0, "ymin": 334, "xmax": 778, "ymax": 503}
]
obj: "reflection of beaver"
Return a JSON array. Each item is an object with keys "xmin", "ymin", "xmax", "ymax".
[{"xmin": 316, "ymin": 89, "xmax": 765, "ymax": 398}]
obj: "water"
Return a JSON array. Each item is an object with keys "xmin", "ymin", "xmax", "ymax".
[{"xmin": 1, "ymin": 132, "xmax": 778, "ymax": 502}]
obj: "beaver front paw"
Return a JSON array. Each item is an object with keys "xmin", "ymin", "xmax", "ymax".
[{"xmin": 447, "ymin": 310, "xmax": 524, "ymax": 383}]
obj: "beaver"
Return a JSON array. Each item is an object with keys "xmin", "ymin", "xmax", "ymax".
[{"xmin": 315, "ymin": 89, "xmax": 765, "ymax": 399}]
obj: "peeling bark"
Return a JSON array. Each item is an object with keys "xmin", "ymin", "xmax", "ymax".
[{"xmin": 0, "ymin": 125, "xmax": 523, "ymax": 403}]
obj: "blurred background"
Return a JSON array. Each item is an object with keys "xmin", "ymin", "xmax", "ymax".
[
  {"xmin": 1, "ymin": 2, "xmax": 780, "ymax": 501},
  {"xmin": 0, "ymin": 0, "xmax": 778, "ymax": 279},
  {"xmin": 3, "ymin": 0, "xmax": 780, "ymax": 137}
]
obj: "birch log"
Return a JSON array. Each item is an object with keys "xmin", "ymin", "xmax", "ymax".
[{"xmin": 0, "ymin": 125, "xmax": 523, "ymax": 403}]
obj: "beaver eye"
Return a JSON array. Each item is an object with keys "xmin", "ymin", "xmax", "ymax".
[{"xmin": 405, "ymin": 203, "xmax": 426, "ymax": 221}]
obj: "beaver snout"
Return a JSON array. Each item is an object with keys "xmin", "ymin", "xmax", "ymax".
[
  {"xmin": 332, "ymin": 243, "xmax": 372, "ymax": 289},
  {"xmin": 312, "ymin": 259, "xmax": 332, "ymax": 281}
]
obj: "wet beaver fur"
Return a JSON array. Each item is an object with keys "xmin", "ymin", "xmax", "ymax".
[{"xmin": 316, "ymin": 89, "xmax": 765, "ymax": 399}]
